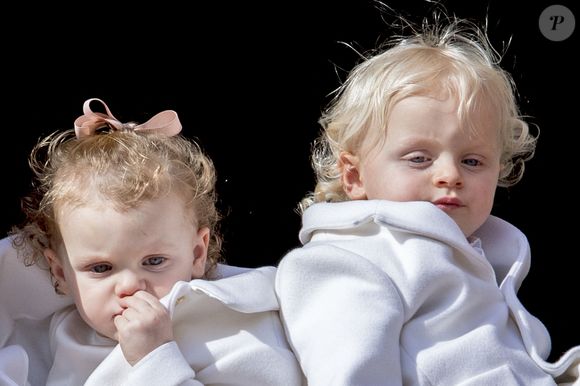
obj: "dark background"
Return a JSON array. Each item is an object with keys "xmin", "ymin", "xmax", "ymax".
[{"xmin": 2, "ymin": 0, "xmax": 577, "ymax": 362}]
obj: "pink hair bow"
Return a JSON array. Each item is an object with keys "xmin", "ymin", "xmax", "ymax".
[{"xmin": 73, "ymin": 98, "xmax": 182, "ymax": 139}]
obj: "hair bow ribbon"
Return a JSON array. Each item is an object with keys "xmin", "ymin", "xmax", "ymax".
[{"xmin": 73, "ymin": 98, "xmax": 182, "ymax": 139}]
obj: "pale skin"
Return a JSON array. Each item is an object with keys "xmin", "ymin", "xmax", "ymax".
[
  {"xmin": 44, "ymin": 193, "xmax": 209, "ymax": 365},
  {"xmin": 340, "ymin": 94, "xmax": 502, "ymax": 238}
]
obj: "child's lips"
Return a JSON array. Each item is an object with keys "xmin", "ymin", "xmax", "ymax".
[{"xmin": 433, "ymin": 197, "xmax": 464, "ymax": 210}]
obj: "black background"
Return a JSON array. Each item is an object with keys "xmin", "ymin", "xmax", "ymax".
[{"xmin": 2, "ymin": 0, "xmax": 577, "ymax": 361}]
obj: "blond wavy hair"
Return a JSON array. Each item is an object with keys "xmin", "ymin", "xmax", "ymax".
[{"xmin": 11, "ymin": 129, "xmax": 223, "ymax": 279}]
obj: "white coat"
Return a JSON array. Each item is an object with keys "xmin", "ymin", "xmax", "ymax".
[{"xmin": 275, "ymin": 200, "xmax": 580, "ymax": 385}]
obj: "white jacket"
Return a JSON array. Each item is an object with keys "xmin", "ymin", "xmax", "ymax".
[
  {"xmin": 275, "ymin": 200, "xmax": 580, "ymax": 385},
  {"xmin": 0, "ymin": 237, "xmax": 304, "ymax": 386}
]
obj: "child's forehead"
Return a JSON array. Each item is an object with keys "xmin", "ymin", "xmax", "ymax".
[
  {"xmin": 374, "ymin": 93, "xmax": 503, "ymax": 150},
  {"xmin": 393, "ymin": 94, "xmax": 498, "ymax": 127},
  {"xmin": 55, "ymin": 189, "xmax": 191, "ymax": 218},
  {"xmin": 392, "ymin": 90, "xmax": 497, "ymax": 118}
]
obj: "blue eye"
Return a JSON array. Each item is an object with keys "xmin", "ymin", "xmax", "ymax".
[
  {"xmin": 463, "ymin": 158, "xmax": 482, "ymax": 167},
  {"xmin": 409, "ymin": 156, "xmax": 428, "ymax": 163},
  {"xmin": 144, "ymin": 256, "xmax": 166, "ymax": 266},
  {"xmin": 91, "ymin": 264, "xmax": 111, "ymax": 274}
]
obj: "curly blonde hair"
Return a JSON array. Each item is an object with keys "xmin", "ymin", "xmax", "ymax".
[
  {"xmin": 11, "ymin": 129, "xmax": 223, "ymax": 279},
  {"xmin": 301, "ymin": 17, "xmax": 537, "ymax": 212}
]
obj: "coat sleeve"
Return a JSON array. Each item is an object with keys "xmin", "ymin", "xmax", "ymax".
[
  {"xmin": 275, "ymin": 245, "xmax": 406, "ymax": 385},
  {"xmin": 84, "ymin": 342, "xmax": 203, "ymax": 386},
  {"xmin": 126, "ymin": 342, "xmax": 202, "ymax": 386}
]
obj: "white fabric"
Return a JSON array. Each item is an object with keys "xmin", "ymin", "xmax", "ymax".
[
  {"xmin": 0, "ymin": 237, "xmax": 73, "ymax": 324},
  {"xmin": 0, "ymin": 236, "xmax": 304, "ymax": 385},
  {"xmin": 276, "ymin": 200, "xmax": 580, "ymax": 386},
  {"xmin": 0, "ymin": 345, "xmax": 28, "ymax": 386},
  {"xmin": 0, "ymin": 236, "xmax": 73, "ymax": 386}
]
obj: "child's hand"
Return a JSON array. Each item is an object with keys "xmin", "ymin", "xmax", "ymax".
[{"xmin": 114, "ymin": 290, "xmax": 173, "ymax": 366}]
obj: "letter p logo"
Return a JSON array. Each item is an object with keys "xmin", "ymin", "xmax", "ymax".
[{"xmin": 540, "ymin": 5, "xmax": 575, "ymax": 41}]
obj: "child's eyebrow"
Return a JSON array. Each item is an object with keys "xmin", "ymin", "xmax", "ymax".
[
  {"xmin": 393, "ymin": 136, "xmax": 437, "ymax": 149},
  {"xmin": 70, "ymin": 254, "xmax": 110, "ymax": 267}
]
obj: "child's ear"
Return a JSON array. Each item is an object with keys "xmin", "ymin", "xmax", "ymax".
[
  {"xmin": 192, "ymin": 227, "xmax": 209, "ymax": 278},
  {"xmin": 339, "ymin": 152, "xmax": 367, "ymax": 200},
  {"xmin": 43, "ymin": 248, "xmax": 69, "ymax": 295}
]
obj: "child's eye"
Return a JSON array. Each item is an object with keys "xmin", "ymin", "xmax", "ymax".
[
  {"xmin": 143, "ymin": 256, "xmax": 166, "ymax": 266},
  {"xmin": 462, "ymin": 158, "xmax": 482, "ymax": 167},
  {"xmin": 409, "ymin": 156, "xmax": 428, "ymax": 163},
  {"xmin": 90, "ymin": 264, "xmax": 112, "ymax": 274},
  {"xmin": 405, "ymin": 153, "xmax": 431, "ymax": 165}
]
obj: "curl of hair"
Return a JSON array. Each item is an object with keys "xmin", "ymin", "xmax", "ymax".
[
  {"xmin": 299, "ymin": 15, "xmax": 537, "ymax": 213},
  {"xmin": 10, "ymin": 129, "xmax": 223, "ymax": 279}
]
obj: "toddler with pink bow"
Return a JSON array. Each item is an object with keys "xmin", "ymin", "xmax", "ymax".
[{"xmin": 0, "ymin": 98, "xmax": 304, "ymax": 385}]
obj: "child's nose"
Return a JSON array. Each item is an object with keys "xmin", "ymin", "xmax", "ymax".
[
  {"xmin": 115, "ymin": 271, "xmax": 146, "ymax": 298},
  {"xmin": 433, "ymin": 159, "xmax": 463, "ymax": 188}
]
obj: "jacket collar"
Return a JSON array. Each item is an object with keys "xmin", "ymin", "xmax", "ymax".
[{"xmin": 301, "ymin": 200, "xmax": 530, "ymax": 287}]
